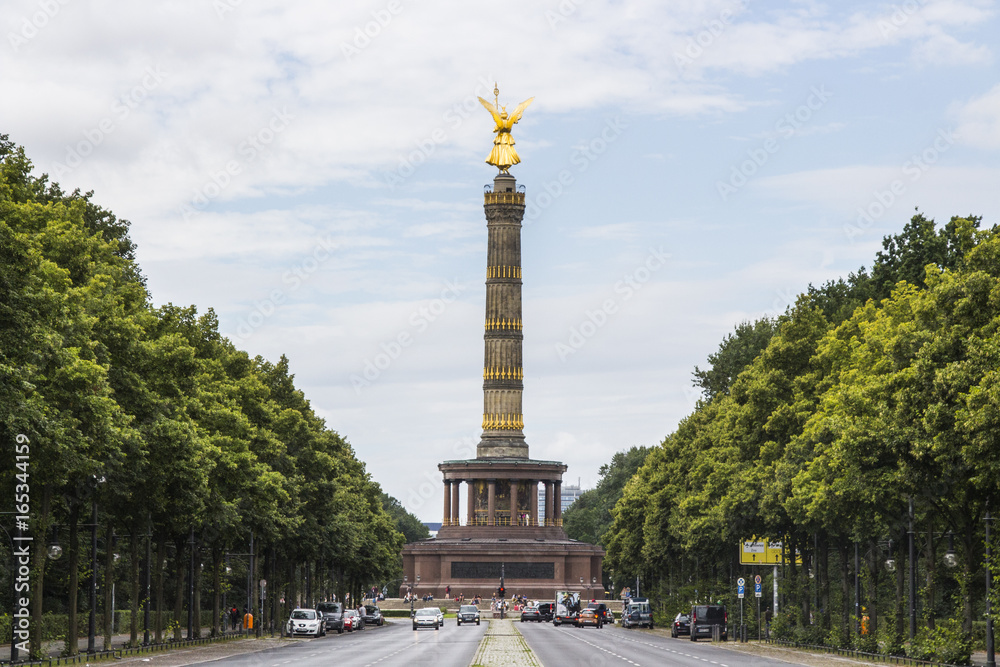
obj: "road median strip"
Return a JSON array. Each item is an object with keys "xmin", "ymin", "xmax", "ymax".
[{"xmin": 470, "ymin": 618, "xmax": 541, "ymax": 667}]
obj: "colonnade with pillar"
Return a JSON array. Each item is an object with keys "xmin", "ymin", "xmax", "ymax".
[{"xmin": 439, "ymin": 472, "xmax": 564, "ymax": 528}]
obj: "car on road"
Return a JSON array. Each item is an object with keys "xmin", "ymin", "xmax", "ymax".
[
  {"xmin": 587, "ymin": 602, "xmax": 614, "ymax": 625},
  {"xmin": 457, "ymin": 604, "xmax": 481, "ymax": 625},
  {"xmin": 413, "ymin": 607, "xmax": 440, "ymax": 630},
  {"xmin": 342, "ymin": 609, "xmax": 365, "ymax": 632},
  {"xmin": 576, "ymin": 608, "xmax": 603, "ymax": 628},
  {"xmin": 362, "ymin": 604, "xmax": 384, "ymax": 627},
  {"xmin": 520, "ymin": 605, "xmax": 543, "ymax": 622},
  {"xmin": 316, "ymin": 602, "xmax": 343, "ymax": 634},
  {"xmin": 690, "ymin": 604, "xmax": 727, "ymax": 641},
  {"xmin": 287, "ymin": 608, "xmax": 325, "ymax": 637},
  {"xmin": 671, "ymin": 612, "xmax": 691, "ymax": 637},
  {"xmin": 534, "ymin": 602, "xmax": 555, "ymax": 622},
  {"xmin": 622, "ymin": 597, "xmax": 654, "ymax": 629}
]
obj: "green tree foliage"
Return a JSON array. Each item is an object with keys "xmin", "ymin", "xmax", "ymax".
[
  {"xmin": 563, "ymin": 446, "xmax": 650, "ymax": 546},
  {"xmin": 692, "ymin": 318, "xmax": 778, "ymax": 400},
  {"xmin": 0, "ymin": 137, "xmax": 404, "ymax": 656},
  {"xmin": 602, "ymin": 212, "xmax": 998, "ymax": 656},
  {"xmin": 381, "ymin": 493, "xmax": 431, "ymax": 543}
]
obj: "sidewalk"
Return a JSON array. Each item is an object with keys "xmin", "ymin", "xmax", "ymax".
[{"xmin": 2, "ymin": 629, "xmax": 279, "ymax": 664}]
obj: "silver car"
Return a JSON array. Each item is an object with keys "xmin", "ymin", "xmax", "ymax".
[{"xmin": 413, "ymin": 607, "xmax": 440, "ymax": 631}]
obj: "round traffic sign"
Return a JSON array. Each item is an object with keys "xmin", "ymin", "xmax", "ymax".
[
  {"xmin": 754, "ymin": 575, "xmax": 761, "ymax": 584},
  {"xmin": 737, "ymin": 577, "xmax": 745, "ymax": 586}
]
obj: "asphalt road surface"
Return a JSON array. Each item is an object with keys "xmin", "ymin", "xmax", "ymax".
[
  {"xmin": 197, "ymin": 619, "xmax": 487, "ymax": 667},
  {"xmin": 518, "ymin": 622, "xmax": 795, "ymax": 667}
]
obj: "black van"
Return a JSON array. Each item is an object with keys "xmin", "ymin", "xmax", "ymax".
[{"xmin": 690, "ymin": 604, "xmax": 727, "ymax": 641}]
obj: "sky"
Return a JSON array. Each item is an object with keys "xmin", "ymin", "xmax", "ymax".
[{"xmin": 3, "ymin": 0, "xmax": 999, "ymax": 522}]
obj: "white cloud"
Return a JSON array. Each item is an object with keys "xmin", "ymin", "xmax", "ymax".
[{"xmin": 954, "ymin": 83, "xmax": 1000, "ymax": 150}]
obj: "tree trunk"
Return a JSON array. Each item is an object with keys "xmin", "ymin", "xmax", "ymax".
[
  {"xmin": 66, "ymin": 502, "xmax": 80, "ymax": 656},
  {"xmin": 867, "ymin": 539, "xmax": 878, "ymax": 638},
  {"xmin": 924, "ymin": 529, "xmax": 936, "ymax": 630},
  {"xmin": 193, "ymin": 551, "xmax": 202, "ymax": 639},
  {"xmin": 154, "ymin": 537, "xmax": 165, "ymax": 643},
  {"xmin": 895, "ymin": 532, "xmax": 906, "ymax": 642},
  {"xmin": 212, "ymin": 547, "xmax": 222, "ymax": 637},
  {"xmin": 173, "ymin": 537, "xmax": 186, "ymax": 641},
  {"xmin": 130, "ymin": 526, "xmax": 139, "ymax": 646},
  {"xmin": 29, "ymin": 486, "xmax": 51, "ymax": 658},
  {"xmin": 103, "ymin": 524, "xmax": 114, "ymax": 650},
  {"xmin": 819, "ymin": 532, "xmax": 830, "ymax": 631},
  {"xmin": 839, "ymin": 539, "xmax": 850, "ymax": 639}
]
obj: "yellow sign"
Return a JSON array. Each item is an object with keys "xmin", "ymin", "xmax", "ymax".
[{"xmin": 739, "ymin": 537, "xmax": 801, "ymax": 565}]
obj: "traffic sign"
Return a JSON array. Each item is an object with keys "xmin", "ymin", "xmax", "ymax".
[
  {"xmin": 739, "ymin": 537, "xmax": 802, "ymax": 565},
  {"xmin": 737, "ymin": 577, "xmax": 745, "ymax": 586},
  {"xmin": 754, "ymin": 574, "xmax": 761, "ymax": 584},
  {"xmin": 754, "ymin": 582, "xmax": 762, "ymax": 598},
  {"xmin": 737, "ymin": 584, "xmax": 745, "ymax": 599}
]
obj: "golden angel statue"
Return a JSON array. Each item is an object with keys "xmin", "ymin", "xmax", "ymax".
[{"xmin": 478, "ymin": 86, "xmax": 534, "ymax": 173}]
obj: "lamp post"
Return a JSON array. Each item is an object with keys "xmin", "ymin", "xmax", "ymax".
[{"xmin": 87, "ymin": 474, "xmax": 106, "ymax": 654}]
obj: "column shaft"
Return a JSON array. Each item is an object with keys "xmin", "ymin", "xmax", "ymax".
[
  {"xmin": 510, "ymin": 480, "xmax": 520, "ymax": 526},
  {"xmin": 544, "ymin": 482, "xmax": 553, "ymax": 527},
  {"xmin": 443, "ymin": 480, "xmax": 451, "ymax": 527},
  {"xmin": 488, "ymin": 480, "xmax": 496, "ymax": 527},
  {"xmin": 529, "ymin": 481, "xmax": 539, "ymax": 526},
  {"xmin": 467, "ymin": 482, "xmax": 475, "ymax": 526},
  {"xmin": 554, "ymin": 481, "xmax": 563, "ymax": 526},
  {"xmin": 452, "ymin": 480, "xmax": 461, "ymax": 526}
]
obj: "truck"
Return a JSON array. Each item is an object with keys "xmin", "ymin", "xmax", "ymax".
[{"xmin": 553, "ymin": 590, "xmax": 581, "ymax": 626}]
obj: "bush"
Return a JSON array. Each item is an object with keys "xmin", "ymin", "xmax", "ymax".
[
  {"xmin": 770, "ymin": 612, "xmax": 795, "ymax": 641},
  {"xmin": 791, "ymin": 623, "xmax": 826, "ymax": 645},
  {"xmin": 909, "ymin": 619, "xmax": 972, "ymax": 665}
]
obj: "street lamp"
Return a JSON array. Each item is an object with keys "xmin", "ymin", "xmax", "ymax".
[{"xmin": 944, "ymin": 533, "xmax": 959, "ymax": 569}]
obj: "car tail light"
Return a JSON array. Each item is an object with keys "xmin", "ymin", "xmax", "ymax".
[{"xmin": 725, "ymin": 610, "xmax": 728, "ymax": 624}]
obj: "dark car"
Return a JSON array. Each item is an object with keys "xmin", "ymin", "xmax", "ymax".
[
  {"xmin": 671, "ymin": 612, "xmax": 691, "ymax": 637},
  {"xmin": 587, "ymin": 602, "xmax": 613, "ymax": 625},
  {"xmin": 529, "ymin": 602, "xmax": 554, "ymax": 622},
  {"xmin": 316, "ymin": 602, "xmax": 343, "ymax": 634},
  {"xmin": 457, "ymin": 604, "xmax": 481, "ymax": 625},
  {"xmin": 520, "ymin": 605, "xmax": 542, "ymax": 622},
  {"xmin": 362, "ymin": 605, "xmax": 383, "ymax": 627},
  {"xmin": 690, "ymin": 604, "xmax": 727, "ymax": 641}
]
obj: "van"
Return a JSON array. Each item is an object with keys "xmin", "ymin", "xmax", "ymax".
[{"xmin": 690, "ymin": 604, "xmax": 727, "ymax": 641}]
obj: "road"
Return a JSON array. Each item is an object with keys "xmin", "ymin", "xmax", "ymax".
[
  {"xmin": 199, "ymin": 618, "xmax": 486, "ymax": 667},
  {"xmin": 518, "ymin": 621, "xmax": 793, "ymax": 667}
]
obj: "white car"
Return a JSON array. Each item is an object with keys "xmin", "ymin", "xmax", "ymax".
[
  {"xmin": 413, "ymin": 607, "xmax": 440, "ymax": 630},
  {"xmin": 287, "ymin": 608, "xmax": 325, "ymax": 637}
]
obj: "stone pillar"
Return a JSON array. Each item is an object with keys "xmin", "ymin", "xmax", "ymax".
[
  {"xmin": 452, "ymin": 480, "xmax": 461, "ymax": 526},
  {"xmin": 443, "ymin": 480, "xmax": 451, "ymax": 527},
  {"xmin": 544, "ymin": 481, "xmax": 553, "ymax": 526},
  {"xmin": 553, "ymin": 480, "xmax": 562, "ymax": 526},
  {"xmin": 510, "ymin": 479, "xmax": 520, "ymax": 526},
  {"xmin": 529, "ymin": 480, "xmax": 539, "ymax": 526},
  {"xmin": 488, "ymin": 479, "xmax": 496, "ymax": 526},
  {"xmin": 467, "ymin": 481, "xmax": 475, "ymax": 525},
  {"xmin": 479, "ymin": 174, "xmax": 528, "ymax": 459}
]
